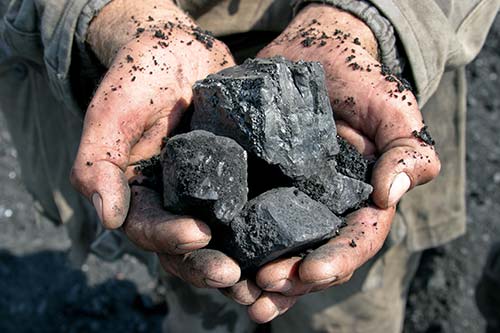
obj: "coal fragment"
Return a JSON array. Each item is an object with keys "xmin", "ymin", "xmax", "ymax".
[
  {"xmin": 161, "ymin": 130, "xmax": 248, "ymax": 224},
  {"xmin": 133, "ymin": 155, "xmax": 162, "ymax": 191},
  {"xmin": 223, "ymin": 187, "xmax": 343, "ymax": 272},
  {"xmin": 191, "ymin": 56, "xmax": 339, "ymax": 180},
  {"xmin": 294, "ymin": 165, "xmax": 373, "ymax": 215},
  {"xmin": 335, "ymin": 136, "xmax": 370, "ymax": 182},
  {"xmin": 412, "ymin": 126, "xmax": 435, "ymax": 146}
]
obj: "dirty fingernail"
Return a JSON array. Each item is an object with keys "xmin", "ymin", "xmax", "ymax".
[
  {"xmin": 176, "ymin": 240, "xmax": 210, "ymax": 251},
  {"xmin": 265, "ymin": 279, "xmax": 293, "ymax": 292},
  {"xmin": 267, "ymin": 307, "xmax": 280, "ymax": 322},
  {"xmin": 92, "ymin": 192, "xmax": 103, "ymax": 223},
  {"xmin": 306, "ymin": 276, "xmax": 337, "ymax": 287},
  {"xmin": 205, "ymin": 278, "xmax": 230, "ymax": 288},
  {"xmin": 388, "ymin": 172, "xmax": 411, "ymax": 206}
]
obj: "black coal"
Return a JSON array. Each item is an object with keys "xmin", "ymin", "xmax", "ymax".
[{"xmin": 159, "ymin": 57, "xmax": 373, "ymax": 273}]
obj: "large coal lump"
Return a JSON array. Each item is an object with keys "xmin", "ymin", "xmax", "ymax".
[
  {"xmin": 224, "ymin": 187, "xmax": 343, "ymax": 272},
  {"xmin": 161, "ymin": 130, "xmax": 248, "ymax": 224},
  {"xmin": 191, "ymin": 56, "xmax": 339, "ymax": 179}
]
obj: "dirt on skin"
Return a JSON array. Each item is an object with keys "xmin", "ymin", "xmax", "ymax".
[{"xmin": 0, "ymin": 15, "xmax": 499, "ymax": 333}]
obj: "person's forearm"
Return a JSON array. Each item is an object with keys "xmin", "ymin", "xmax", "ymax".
[{"xmin": 87, "ymin": 0, "xmax": 195, "ymax": 67}]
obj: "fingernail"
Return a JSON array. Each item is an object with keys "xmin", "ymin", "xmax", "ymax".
[
  {"xmin": 205, "ymin": 278, "xmax": 229, "ymax": 288},
  {"xmin": 265, "ymin": 279, "xmax": 293, "ymax": 292},
  {"xmin": 268, "ymin": 308, "xmax": 280, "ymax": 322},
  {"xmin": 388, "ymin": 172, "xmax": 411, "ymax": 206},
  {"xmin": 306, "ymin": 276, "xmax": 337, "ymax": 287},
  {"xmin": 92, "ymin": 192, "xmax": 103, "ymax": 223},
  {"xmin": 176, "ymin": 240, "xmax": 210, "ymax": 251}
]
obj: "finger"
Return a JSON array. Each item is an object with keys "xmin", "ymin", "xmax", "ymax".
[
  {"xmin": 71, "ymin": 155, "xmax": 130, "ymax": 230},
  {"xmin": 371, "ymin": 137, "xmax": 441, "ymax": 208},
  {"xmin": 256, "ymin": 257, "xmax": 312, "ymax": 296},
  {"xmin": 159, "ymin": 249, "xmax": 241, "ymax": 289},
  {"xmin": 336, "ymin": 120, "xmax": 377, "ymax": 157},
  {"xmin": 221, "ymin": 279, "xmax": 262, "ymax": 305},
  {"xmin": 309, "ymin": 272, "xmax": 354, "ymax": 293},
  {"xmin": 70, "ymin": 89, "xmax": 148, "ymax": 229},
  {"xmin": 299, "ymin": 205, "xmax": 395, "ymax": 285},
  {"xmin": 256, "ymin": 257, "xmax": 301, "ymax": 292},
  {"xmin": 248, "ymin": 292, "xmax": 298, "ymax": 324},
  {"xmin": 256, "ymin": 256, "xmax": 355, "ymax": 296},
  {"xmin": 123, "ymin": 186, "xmax": 211, "ymax": 254}
]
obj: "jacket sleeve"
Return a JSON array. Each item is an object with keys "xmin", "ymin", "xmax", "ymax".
[
  {"xmin": 0, "ymin": 0, "xmax": 113, "ymax": 108},
  {"xmin": 294, "ymin": 0, "xmax": 500, "ymax": 105}
]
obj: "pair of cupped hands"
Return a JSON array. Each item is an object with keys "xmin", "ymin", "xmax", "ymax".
[{"xmin": 71, "ymin": 0, "xmax": 440, "ymax": 323}]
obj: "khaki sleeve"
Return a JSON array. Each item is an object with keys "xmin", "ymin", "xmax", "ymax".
[
  {"xmin": 366, "ymin": 0, "xmax": 499, "ymax": 105},
  {"xmin": 1, "ymin": 0, "xmax": 112, "ymax": 108}
]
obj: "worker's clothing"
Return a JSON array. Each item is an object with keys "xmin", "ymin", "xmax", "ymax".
[{"xmin": 0, "ymin": 0, "xmax": 498, "ymax": 332}]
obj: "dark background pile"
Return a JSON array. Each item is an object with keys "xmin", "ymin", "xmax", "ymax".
[{"xmin": 0, "ymin": 16, "xmax": 498, "ymax": 333}]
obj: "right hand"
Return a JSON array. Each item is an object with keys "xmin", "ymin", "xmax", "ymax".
[
  {"xmin": 222, "ymin": 4, "xmax": 442, "ymax": 322},
  {"xmin": 70, "ymin": 0, "xmax": 241, "ymax": 289}
]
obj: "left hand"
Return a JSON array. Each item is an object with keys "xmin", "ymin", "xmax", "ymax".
[
  {"xmin": 222, "ymin": 4, "xmax": 441, "ymax": 323},
  {"xmin": 70, "ymin": 0, "xmax": 242, "ymax": 290}
]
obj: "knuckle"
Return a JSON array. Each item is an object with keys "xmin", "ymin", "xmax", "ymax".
[
  {"xmin": 431, "ymin": 155, "xmax": 442, "ymax": 177},
  {"xmin": 337, "ymin": 272, "xmax": 354, "ymax": 285},
  {"xmin": 122, "ymin": 217, "xmax": 144, "ymax": 245}
]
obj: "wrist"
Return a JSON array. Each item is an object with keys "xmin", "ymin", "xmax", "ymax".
[
  {"xmin": 113, "ymin": 27, "xmax": 232, "ymax": 91},
  {"xmin": 87, "ymin": 0, "xmax": 193, "ymax": 67},
  {"xmin": 284, "ymin": 4, "xmax": 379, "ymax": 61}
]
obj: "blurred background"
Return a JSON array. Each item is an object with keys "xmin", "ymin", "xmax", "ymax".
[{"xmin": 0, "ymin": 15, "xmax": 498, "ymax": 333}]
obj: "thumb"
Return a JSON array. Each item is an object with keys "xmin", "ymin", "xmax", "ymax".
[
  {"xmin": 371, "ymin": 136, "xmax": 441, "ymax": 208},
  {"xmin": 70, "ymin": 69, "xmax": 159, "ymax": 229},
  {"xmin": 71, "ymin": 158, "xmax": 130, "ymax": 230},
  {"xmin": 70, "ymin": 104, "xmax": 138, "ymax": 229}
]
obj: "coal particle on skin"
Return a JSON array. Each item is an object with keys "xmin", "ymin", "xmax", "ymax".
[
  {"xmin": 133, "ymin": 154, "xmax": 162, "ymax": 192},
  {"xmin": 412, "ymin": 126, "xmax": 436, "ymax": 146},
  {"xmin": 335, "ymin": 136, "xmax": 370, "ymax": 182},
  {"xmin": 191, "ymin": 26, "xmax": 214, "ymax": 49},
  {"xmin": 161, "ymin": 130, "xmax": 248, "ymax": 224},
  {"xmin": 191, "ymin": 56, "xmax": 339, "ymax": 180},
  {"xmin": 223, "ymin": 187, "xmax": 343, "ymax": 272}
]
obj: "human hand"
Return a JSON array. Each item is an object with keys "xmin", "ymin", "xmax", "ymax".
[
  {"xmin": 223, "ymin": 4, "xmax": 441, "ymax": 322},
  {"xmin": 71, "ymin": 0, "xmax": 240, "ymax": 288}
]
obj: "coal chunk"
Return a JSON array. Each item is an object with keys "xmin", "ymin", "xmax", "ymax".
[
  {"xmin": 133, "ymin": 155, "xmax": 162, "ymax": 191},
  {"xmin": 191, "ymin": 56, "xmax": 339, "ymax": 179},
  {"xmin": 224, "ymin": 187, "xmax": 343, "ymax": 272},
  {"xmin": 294, "ymin": 164, "xmax": 373, "ymax": 215},
  {"xmin": 335, "ymin": 136, "xmax": 371, "ymax": 182},
  {"xmin": 161, "ymin": 130, "xmax": 248, "ymax": 224}
]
